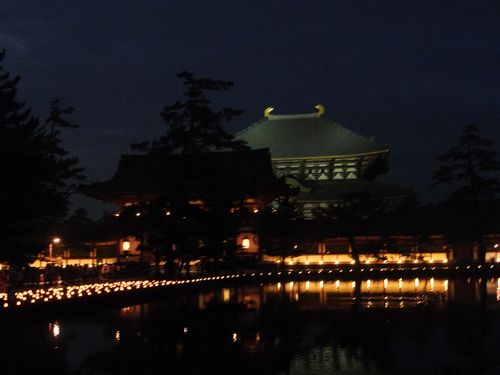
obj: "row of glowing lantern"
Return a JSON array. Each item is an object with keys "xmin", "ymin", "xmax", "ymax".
[
  {"xmin": 1, "ymin": 263, "xmax": 498, "ymax": 309},
  {"xmin": 281, "ymin": 258, "xmax": 449, "ymax": 265},
  {"xmin": 1, "ymin": 275, "xmax": 244, "ymax": 308}
]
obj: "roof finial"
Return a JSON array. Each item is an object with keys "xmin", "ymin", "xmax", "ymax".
[
  {"xmin": 264, "ymin": 106, "xmax": 274, "ymax": 118},
  {"xmin": 315, "ymin": 104, "xmax": 325, "ymax": 116}
]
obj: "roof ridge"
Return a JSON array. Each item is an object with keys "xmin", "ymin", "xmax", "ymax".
[{"xmin": 267, "ymin": 113, "xmax": 318, "ymax": 120}]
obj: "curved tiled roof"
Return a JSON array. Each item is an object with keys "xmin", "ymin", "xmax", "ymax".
[
  {"xmin": 236, "ymin": 112, "xmax": 388, "ymax": 159},
  {"xmin": 83, "ymin": 149, "xmax": 286, "ymax": 202}
]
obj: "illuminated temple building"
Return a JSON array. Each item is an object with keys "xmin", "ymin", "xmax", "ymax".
[
  {"xmin": 237, "ymin": 105, "xmax": 448, "ymax": 264},
  {"xmin": 235, "ymin": 105, "xmax": 500, "ymax": 264},
  {"xmin": 81, "ymin": 105, "xmax": 499, "ymax": 265},
  {"xmin": 236, "ymin": 104, "xmax": 413, "ymax": 216}
]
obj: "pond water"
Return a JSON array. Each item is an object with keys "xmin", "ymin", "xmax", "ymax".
[{"xmin": 2, "ymin": 277, "xmax": 500, "ymax": 374}]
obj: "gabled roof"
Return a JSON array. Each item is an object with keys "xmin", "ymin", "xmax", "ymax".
[
  {"xmin": 83, "ymin": 149, "xmax": 287, "ymax": 202},
  {"xmin": 236, "ymin": 109, "xmax": 388, "ymax": 159}
]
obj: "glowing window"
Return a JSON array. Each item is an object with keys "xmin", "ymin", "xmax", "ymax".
[
  {"xmin": 122, "ymin": 241, "xmax": 131, "ymax": 251},
  {"xmin": 242, "ymin": 238, "xmax": 250, "ymax": 249}
]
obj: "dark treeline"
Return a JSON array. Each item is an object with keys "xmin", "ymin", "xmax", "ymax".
[{"xmin": 0, "ymin": 50, "xmax": 84, "ymax": 266}]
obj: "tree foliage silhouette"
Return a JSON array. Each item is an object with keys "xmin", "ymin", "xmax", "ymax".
[
  {"xmin": 433, "ymin": 125, "xmax": 500, "ymax": 203},
  {"xmin": 132, "ymin": 70, "xmax": 248, "ymax": 154},
  {"xmin": 432, "ymin": 125, "xmax": 500, "ymax": 261},
  {"xmin": 0, "ymin": 50, "xmax": 83, "ymax": 264},
  {"xmin": 125, "ymin": 71, "xmax": 253, "ymax": 269}
]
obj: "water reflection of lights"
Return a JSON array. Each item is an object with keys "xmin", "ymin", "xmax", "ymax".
[
  {"xmin": 49, "ymin": 322, "xmax": 60, "ymax": 338},
  {"xmin": 194, "ymin": 278, "xmax": 500, "ymax": 312},
  {"xmin": 223, "ymin": 288, "xmax": 230, "ymax": 302}
]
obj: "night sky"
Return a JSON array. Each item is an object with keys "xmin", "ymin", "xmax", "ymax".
[{"xmin": 2, "ymin": 0, "xmax": 500, "ymax": 216}]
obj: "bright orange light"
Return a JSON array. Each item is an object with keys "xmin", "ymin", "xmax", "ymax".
[
  {"xmin": 122, "ymin": 241, "xmax": 131, "ymax": 251},
  {"xmin": 53, "ymin": 237, "xmax": 61, "ymax": 244},
  {"xmin": 242, "ymin": 238, "xmax": 250, "ymax": 249}
]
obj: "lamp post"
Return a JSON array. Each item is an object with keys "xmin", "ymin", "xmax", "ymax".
[{"xmin": 49, "ymin": 237, "xmax": 61, "ymax": 264}]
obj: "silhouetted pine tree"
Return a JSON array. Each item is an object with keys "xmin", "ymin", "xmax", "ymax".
[
  {"xmin": 131, "ymin": 70, "xmax": 248, "ymax": 154},
  {"xmin": 126, "ymin": 71, "xmax": 250, "ymax": 269},
  {"xmin": 0, "ymin": 50, "xmax": 83, "ymax": 265},
  {"xmin": 433, "ymin": 125, "xmax": 500, "ymax": 203},
  {"xmin": 432, "ymin": 125, "xmax": 500, "ymax": 261}
]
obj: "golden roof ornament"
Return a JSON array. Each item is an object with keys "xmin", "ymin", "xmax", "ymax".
[
  {"xmin": 264, "ymin": 106, "xmax": 274, "ymax": 118},
  {"xmin": 315, "ymin": 104, "xmax": 325, "ymax": 116}
]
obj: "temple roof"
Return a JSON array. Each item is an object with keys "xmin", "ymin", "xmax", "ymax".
[
  {"xmin": 236, "ymin": 107, "xmax": 388, "ymax": 159},
  {"xmin": 83, "ymin": 149, "xmax": 286, "ymax": 202}
]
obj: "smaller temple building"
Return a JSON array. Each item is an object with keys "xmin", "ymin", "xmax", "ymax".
[{"xmin": 84, "ymin": 149, "xmax": 288, "ymax": 261}]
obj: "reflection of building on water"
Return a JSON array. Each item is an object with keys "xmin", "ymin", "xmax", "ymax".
[
  {"xmin": 289, "ymin": 344, "xmax": 366, "ymax": 375},
  {"xmin": 266, "ymin": 279, "xmax": 449, "ymax": 309},
  {"xmin": 197, "ymin": 278, "xmax": 500, "ymax": 311}
]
